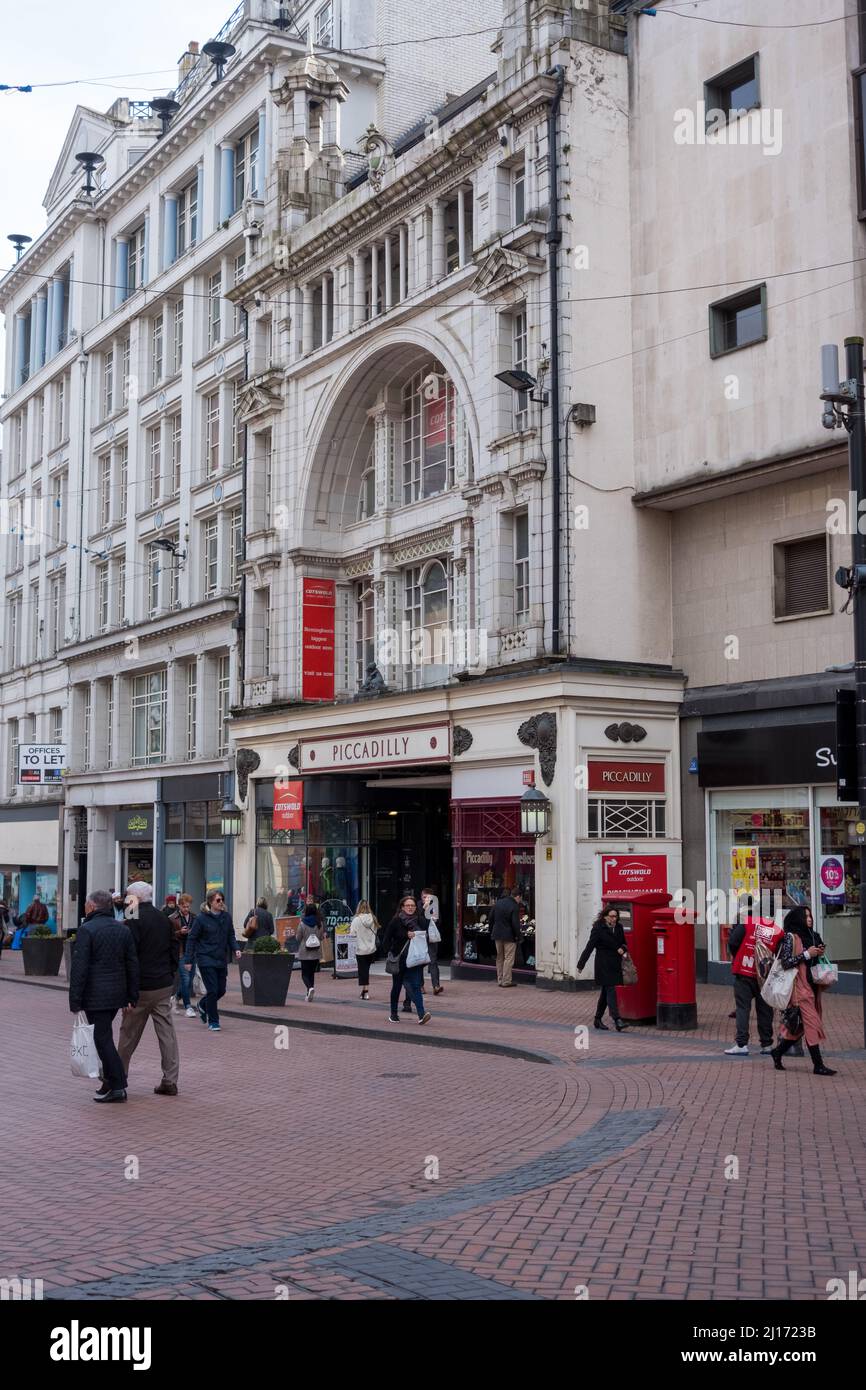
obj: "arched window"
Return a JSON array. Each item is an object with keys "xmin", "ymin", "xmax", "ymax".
[
  {"xmin": 357, "ymin": 443, "xmax": 375, "ymax": 521},
  {"xmin": 404, "ymin": 560, "xmax": 450, "ymax": 688},
  {"xmin": 402, "ymin": 364, "xmax": 455, "ymax": 504}
]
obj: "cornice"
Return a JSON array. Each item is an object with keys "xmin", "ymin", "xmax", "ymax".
[{"xmin": 63, "ymin": 596, "xmax": 238, "ymax": 665}]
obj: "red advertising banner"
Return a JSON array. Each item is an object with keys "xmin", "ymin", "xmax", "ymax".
[
  {"xmin": 274, "ymin": 781, "xmax": 304, "ymax": 831},
  {"xmin": 600, "ymin": 854, "xmax": 668, "ymax": 897},
  {"xmin": 302, "ymin": 578, "xmax": 336, "ymax": 701},
  {"xmin": 588, "ymin": 760, "xmax": 665, "ymax": 793}
]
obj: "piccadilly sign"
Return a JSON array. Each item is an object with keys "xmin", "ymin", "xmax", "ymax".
[{"xmin": 299, "ymin": 723, "xmax": 451, "ymax": 773}]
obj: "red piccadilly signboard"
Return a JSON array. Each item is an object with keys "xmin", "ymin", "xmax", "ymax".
[
  {"xmin": 302, "ymin": 578, "xmax": 336, "ymax": 701},
  {"xmin": 600, "ymin": 854, "xmax": 668, "ymax": 897},
  {"xmin": 273, "ymin": 781, "xmax": 304, "ymax": 832},
  {"xmin": 588, "ymin": 760, "xmax": 665, "ymax": 793}
]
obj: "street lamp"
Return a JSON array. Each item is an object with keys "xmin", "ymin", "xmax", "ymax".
[
  {"xmin": 495, "ymin": 368, "xmax": 549, "ymax": 406},
  {"xmin": 220, "ymin": 795, "xmax": 242, "ymax": 838},
  {"xmin": 520, "ymin": 785, "xmax": 551, "ymax": 838}
]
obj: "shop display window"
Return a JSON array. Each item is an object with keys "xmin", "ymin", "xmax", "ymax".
[
  {"xmin": 460, "ymin": 846, "xmax": 535, "ymax": 969},
  {"xmin": 714, "ymin": 800, "xmax": 811, "ymax": 924},
  {"xmin": 817, "ymin": 805, "xmax": 862, "ymax": 969}
]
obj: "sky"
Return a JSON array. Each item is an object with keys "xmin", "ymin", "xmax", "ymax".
[{"xmin": 0, "ymin": 0, "xmax": 233, "ymax": 375}]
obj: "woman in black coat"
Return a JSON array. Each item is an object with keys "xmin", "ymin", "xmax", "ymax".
[{"xmin": 577, "ymin": 904, "xmax": 629, "ymax": 1031}]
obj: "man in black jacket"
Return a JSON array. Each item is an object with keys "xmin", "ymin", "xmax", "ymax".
[
  {"xmin": 118, "ymin": 881, "xmax": 181, "ymax": 1095},
  {"xmin": 69, "ymin": 889, "xmax": 139, "ymax": 1103},
  {"xmin": 491, "ymin": 890, "xmax": 522, "ymax": 988}
]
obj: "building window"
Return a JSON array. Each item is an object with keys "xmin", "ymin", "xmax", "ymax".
[
  {"xmin": 117, "ymin": 443, "xmax": 128, "ymax": 517},
  {"xmin": 203, "ymin": 517, "xmax": 219, "ymax": 598},
  {"xmin": 7, "ymin": 718, "xmax": 19, "ymax": 792},
  {"xmin": 50, "ymin": 707, "xmax": 63, "ymax": 744},
  {"xmin": 261, "ymin": 588, "xmax": 271, "ymax": 675},
  {"xmin": 106, "ymin": 681, "xmax": 114, "ymax": 767},
  {"xmin": 204, "ymin": 392, "xmax": 220, "ymax": 477},
  {"xmin": 233, "ymin": 252, "xmax": 246, "ymax": 335},
  {"xmin": 229, "ymin": 508, "xmax": 243, "ymax": 588},
  {"xmin": 131, "ymin": 671, "xmax": 167, "ymax": 766},
  {"xmin": 170, "ymin": 414, "xmax": 182, "ymax": 495},
  {"xmin": 50, "ymin": 574, "xmax": 65, "ymax": 654},
  {"xmin": 315, "ymin": 1, "xmax": 334, "ymax": 46},
  {"xmin": 115, "ymin": 558, "xmax": 126, "ymax": 625},
  {"xmin": 588, "ymin": 798, "xmax": 667, "ymax": 839},
  {"xmin": 177, "ymin": 178, "xmax": 198, "ymax": 255},
  {"xmin": 772, "ymin": 535, "xmax": 830, "ymax": 620},
  {"xmin": 207, "ymin": 270, "xmax": 222, "ymax": 350},
  {"xmin": 147, "ymin": 545, "xmax": 161, "ymax": 617},
  {"xmin": 50, "ymin": 472, "xmax": 64, "ymax": 545},
  {"xmin": 98, "ymin": 452, "xmax": 112, "ymax": 528},
  {"xmin": 7, "ymin": 594, "xmax": 21, "ymax": 669},
  {"xmin": 512, "ymin": 158, "xmax": 526, "ymax": 225},
  {"xmin": 404, "ymin": 561, "xmax": 450, "ymax": 686},
  {"xmin": 96, "ymin": 562, "xmax": 109, "ymax": 632},
  {"xmin": 127, "ymin": 224, "xmax": 146, "ymax": 293},
  {"xmin": 120, "ymin": 338, "xmax": 130, "ymax": 406},
  {"xmin": 151, "ymin": 316, "xmax": 163, "ymax": 386},
  {"xmin": 515, "ymin": 511, "xmax": 529, "ymax": 621},
  {"xmin": 402, "ymin": 364, "xmax": 455, "ymax": 504},
  {"xmin": 512, "ymin": 307, "xmax": 529, "ymax": 429},
  {"xmin": 56, "ymin": 374, "xmax": 67, "ymax": 444},
  {"xmin": 173, "ymin": 299, "xmax": 184, "ymax": 373},
  {"xmin": 232, "ymin": 379, "xmax": 244, "ymax": 465},
  {"xmin": 147, "ymin": 425, "xmax": 161, "ymax": 507},
  {"xmin": 217, "ymin": 654, "xmax": 231, "ymax": 756},
  {"xmin": 185, "ymin": 663, "xmax": 197, "ymax": 759},
  {"xmin": 82, "ymin": 687, "xmax": 92, "ymax": 772},
  {"xmin": 357, "ymin": 459, "xmax": 375, "ymax": 521},
  {"xmin": 708, "ymin": 284, "xmax": 767, "ymax": 357},
  {"xmin": 234, "ymin": 127, "xmax": 259, "ymax": 208},
  {"xmin": 355, "ymin": 584, "xmax": 375, "ymax": 686},
  {"xmin": 35, "ymin": 395, "xmax": 45, "ymax": 460},
  {"xmin": 705, "ymin": 53, "xmax": 759, "ymax": 121},
  {"xmin": 166, "ymin": 533, "xmax": 180, "ymax": 608},
  {"xmin": 102, "ymin": 350, "xmax": 114, "ymax": 418}
]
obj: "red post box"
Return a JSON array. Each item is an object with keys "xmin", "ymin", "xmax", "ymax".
[
  {"xmin": 604, "ymin": 893, "xmax": 671, "ymax": 1023},
  {"xmin": 652, "ymin": 908, "xmax": 697, "ymax": 1029}
]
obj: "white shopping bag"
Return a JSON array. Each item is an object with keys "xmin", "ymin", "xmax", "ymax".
[
  {"xmin": 760, "ymin": 954, "xmax": 796, "ymax": 1010},
  {"xmin": 70, "ymin": 1011, "xmax": 101, "ymax": 1079},
  {"xmin": 406, "ymin": 933, "xmax": 430, "ymax": 968},
  {"xmin": 192, "ymin": 968, "xmax": 206, "ymax": 998}
]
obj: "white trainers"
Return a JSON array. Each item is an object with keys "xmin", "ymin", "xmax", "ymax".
[
  {"xmin": 306, "ymin": 987, "xmax": 315, "ymax": 1002},
  {"xmin": 185, "ymin": 1006, "xmax": 197, "ymax": 1018},
  {"xmin": 724, "ymin": 1044, "xmax": 749, "ymax": 1056}
]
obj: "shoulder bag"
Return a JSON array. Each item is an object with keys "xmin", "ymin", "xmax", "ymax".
[
  {"xmin": 760, "ymin": 947, "xmax": 797, "ymax": 1010},
  {"xmin": 621, "ymin": 953, "xmax": 638, "ymax": 986},
  {"xmin": 385, "ymin": 939, "xmax": 409, "ymax": 975}
]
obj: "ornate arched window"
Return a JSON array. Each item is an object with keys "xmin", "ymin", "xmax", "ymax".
[
  {"xmin": 401, "ymin": 364, "xmax": 456, "ymax": 504},
  {"xmin": 355, "ymin": 584, "xmax": 375, "ymax": 685},
  {"xmin": 404, "ymin": 559, "xmax": 450, "ymax": 688}
]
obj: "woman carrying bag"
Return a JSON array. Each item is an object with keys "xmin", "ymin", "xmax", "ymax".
[
  {"xmin": 770, "ymin": 906, "xmax": 837, "ymax": 1076},
  {"xmin": 381, "ymin": 895, "xmax": 431, "ymax": 1025},
  {"xmin": 577, "ymin": 904, "xmax": 629, "ymax": 1032},
  {"xmin": 296, "ymin": 899, "xmax": 323, "ymax": 1001},
  {"xmin": 351, "ymin": 900, "xmax": 379, "ymax": 1001},
  {"xmin": 243, "ymin": 897, "xmax": 275, "ymax": 943}
]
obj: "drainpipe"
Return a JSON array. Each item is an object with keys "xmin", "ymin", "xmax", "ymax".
[{"xmin": 546, "ymin": 65, "xmax": 565, "ymax": 657}]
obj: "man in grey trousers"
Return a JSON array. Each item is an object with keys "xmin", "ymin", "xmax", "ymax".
[{"xmin": 118, "ymin": 881, "xmax": 181, "ymax": 1095}]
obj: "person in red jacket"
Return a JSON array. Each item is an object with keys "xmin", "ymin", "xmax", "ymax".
[{"xmin": 724, "ymin": 915, "xmax": 783, "ymax": 1056}]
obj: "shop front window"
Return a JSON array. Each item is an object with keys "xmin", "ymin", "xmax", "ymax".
[
  {"xmin": 817, "ymin": 803, "xmax": 862, "ymax": 970},
  {"xmin": 710, "ymin": 789, "xmax": 811, "ymax": 958},
  {"xmin": 459, "ymin": 846, "xmax": 535, "ymax": 970}
]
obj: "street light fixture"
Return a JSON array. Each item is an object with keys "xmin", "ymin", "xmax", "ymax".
[
  {"xmin": 495, "ymin": 368, "xmax": 549, "ymax": 406},
  {"xmin": 220, "ymin": 795, "xmax": 242, "ymax": 837},
  {"xmin": 520, "ymin": 785, "xmax": 551, "ymax": 838}
]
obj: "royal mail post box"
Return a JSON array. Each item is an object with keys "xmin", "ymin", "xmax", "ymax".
[
  {"xmin": 605, "ymin": 893, "xmax": 671, "ymax": 1023},
  {"xmin": 652, "ymin": 908, "xmax": 697, "ymax": 1030}
]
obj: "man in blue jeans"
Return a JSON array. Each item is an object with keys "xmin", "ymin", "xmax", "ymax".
[{"xmin": 183, "ymin": 890, "xmax": 241, "ymax": 1031}]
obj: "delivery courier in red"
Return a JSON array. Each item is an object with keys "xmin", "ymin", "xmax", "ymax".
[{"xmin": 724, "ymin": 916, "xmax": 783, "ymax": 1056}]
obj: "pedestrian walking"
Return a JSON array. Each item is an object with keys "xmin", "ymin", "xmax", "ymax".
[
  {"xmin": 162, "ymin": 893, "xmax": 178, "ymax": 916},
  {"xmin": 577, "ymin": 904, "xmax": 629, "ymax": 1031},
  {"xmin": 183, "ymin": 890, "xmax": 241, "ymax": 1032},
  {"xmin": 68, "ymin": 889, "xmax": 139, "ymax": 1103},
  {"xmin": 168, "ymin": 893, "xmax": 197, "ymax": 1016},
  {"xmin": 382, "ymin": 895, "xmax": 431, "ymax": 1025},
  {"xmin": 242, "ymin": 896, "xmax": 275, "ymax": 942},
  {"xmin": 118, "ymin": 882, "xmax": 181, "ymax": 1095},
  {"xmin": 770, "ymin": 906, "xmax": 837, "ymax": 1076},
  {"xmin": 491, "ymin": 888, "xmax": 522, "ymax": 988},
  {"xmin": 351, "ymin": 900, "xmax": 379, "ymax": 1000},
  {"xmin": 21, "ymin": 894, "xmax": 49, "ymax": 928},
  {"xmin": 0, "ymin": 898, "xmax": 10, "ymax": 961},
  {"xmin": 723, "ymin": 914, "xmax": 782, "ymax": 1057},
  {"xmin": 421, "ymin": 886, "xmax": 444, "ymax": 995},
  {"xmin": 295, "ymin": 899, "xmax": 323, "ymax": 1001}
]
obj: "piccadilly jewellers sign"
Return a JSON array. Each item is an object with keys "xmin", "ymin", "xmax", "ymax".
[{"xmin": 299, "ymin": 723, "xmax": 452, "ymax": 773}]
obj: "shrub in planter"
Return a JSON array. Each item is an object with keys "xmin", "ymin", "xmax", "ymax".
[
  {"xmin": 238, "ymin": 934, "xmax": 293, "ymax": 1006},
  {"xmin": 22, "ymin": 924, "xmax": 64, "ymax": 977}
]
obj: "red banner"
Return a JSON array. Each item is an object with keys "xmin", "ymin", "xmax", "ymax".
[
  {"xmin": 588, "ymin": 760, "xmax": 665, "ymax": 793},
  {"xmin": 274, "ymin": 781, "xmax": 304, "ymax": 831},
  {"xmin": 600, "ymin": 854, "xmax": 668, "ymax": 897},
  {"xmin": 302, "ymin": 578, "xmax": 335, "ymax": 701}
]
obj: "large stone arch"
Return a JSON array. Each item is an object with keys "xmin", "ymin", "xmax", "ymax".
[{"xmin": 298, "ymin": 327, "xmax": 480, "ymax": 534}]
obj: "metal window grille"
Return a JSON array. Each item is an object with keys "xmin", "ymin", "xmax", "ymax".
[{"xmin": 587, "ymin": 798, "xmax": 667, "ymax": 839}]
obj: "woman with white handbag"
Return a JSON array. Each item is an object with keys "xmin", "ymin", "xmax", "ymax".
[
  {"xmin": 381, "ymin": 896, "xmax": 431, "ymax": 1025},
  {"xmin": 296, "ymin": 900, "xmax": 324, "ymax": 1001},
  {"xmin": 421, "ymin": 887, "xmax": 444, "ymax": 996},
  {"xmin": 769, "ymin": 906, "xmax": 837, "ymax": 1076}
]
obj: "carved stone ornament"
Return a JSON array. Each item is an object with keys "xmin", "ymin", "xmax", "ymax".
[
  {"xmin": 517, "ymin": 711, "xmax": 557, "ymax": 787},
  {"xmin": 471, "ymin": 246, "xmax": 544, "ymax": 304},
  {"xmin": 235, "ymin": 748, "xmax": 261, "ymax": 803},
  {"xmin": 604, "ymin": 721, "xmax": 647, "ymax": 744},
  {"xmin": 361, "ymin": 123, "xmax": 391, "ymax": 193},
  {"xmin": 452, "ymin": 726, "xmax": 473, "ymax": 756},
  {"xmin": 288, "ymin": 745, "xmax": 300, "ymax": 770},
  {"xmin": 236, "ymin": 375, "xmax": 283, "ymax": 423}
]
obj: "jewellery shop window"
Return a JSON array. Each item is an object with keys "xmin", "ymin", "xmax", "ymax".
[{"xmin": 460, "ymin": 847, "xmax": 535, "ymax": 971}]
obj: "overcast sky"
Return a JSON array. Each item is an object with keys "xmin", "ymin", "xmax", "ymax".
[{"xmin": 0, "ymin": 0, "xmax": 231, "ymax": 374}]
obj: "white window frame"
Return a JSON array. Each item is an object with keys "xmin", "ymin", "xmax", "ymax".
[{"xmin": 204, "ymin": 392, "xmax": 220, "ymax": 477}]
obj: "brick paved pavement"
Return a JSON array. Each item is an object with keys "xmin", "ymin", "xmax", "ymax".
[{"xmin": 2, "ymin": 951, "xmax": 865, "ymax": 1300}]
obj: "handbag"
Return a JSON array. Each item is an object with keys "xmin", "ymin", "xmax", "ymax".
[
  {"xmin": 70, "ymin": 1011, "xmax": 101, "ymax": 1080},
  {"xmin": 406, "ymin": 933, "xmax": 430, "ymax": 968},
  {"xmin": 385, "ymin": 941, "xmax": 409, "ymax": 975},
  {"xmin": 192, "ymin": 967, "xmax": 206, "ymax": 997},
  {"xmin": 305, "ymin": 932, "xmax": 321, "ymax": 950},
  {"xmin": 760, "ymin": 951, "xmax": 796, "ymax": 1010},
  {"xmin": 812, "ymin": 953, "xmax": 838, "ymax": 988},
  {"xmin": 621, "ymin": 953, "xmax": 638, "ymax": 986}
]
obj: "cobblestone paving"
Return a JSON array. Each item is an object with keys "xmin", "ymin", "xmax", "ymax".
[{"xmin": 2, "ymin": 954, "xmax": 865, "ymax": 1300}]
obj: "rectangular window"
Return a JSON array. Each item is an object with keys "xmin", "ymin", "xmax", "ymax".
[
  {"xmin": 127, "ymin": 224, "xmax": 146, "ymax": 293},
  {"xmin": 147, "ymin": 545, "xmax": 161, "ymax": 616},
  {"xmin": 56, "ymin": 374, "xmax": 67, "ymax": 444},
  {"xmin": 151, "ymin": 316, "xmax": 163, "ymax": 387},
  {"xmin": 50, "ymin": 574, "xmax": 65, "ymax": 654},
  {"xmin": 82, "ymin": 687, "xmax": 92, "ymax": 772},
  {"xmin": 217, "ymin": 653, "xmax": 231, "ymax": 755},
  {"xmin": 203, "ymin": 517, "xmax": 219, "ymax": 598},
  {"xmin": 8, "ymin": 718, "xmax": 18, "ymax": 792},
  {"xmin": 115, "ymin": 558, "xmax": 126, "ymax": 625},
  {"xmin": 229, "ymin": 508, "xmax": 243, "ymax": 588},
  {"xmin": 177, "ymin": 178, "xmax": 198, "ymax": 255},
  {"xmin": 51, "ymin": 472, "xmax": 64, "ymax": 545},
  {"xmin": 772, "ymin": 535, "xmax": 830, "ymax": 620},
  {"xmin": 131, "ymin": 670, "xmax": 167, "ymax": 766},
  {"xmin": 708, "ymin": 284, "xmax": 767, "ymax": 357},
  {"xmin": 204, "ymin": 392, "xmax": 220, "ymax": 477},
  {"xmin": 102, "ymin": 350, "xmax": 114, "ymax": 418},
  {"xmin": 106, "ymin": 681, "xmax": 114, "ymax": 768},
  {"xmin": 233, "ymin": 252, "xmax": 246, "ymax": 335},
  {"xmin": 35, "ymin": 395, "xmax": 45, "ymax": 460},
  {"xmin": 207, "ymin": 270, "xmax": 222, "ymax": 350},
  {"xmin": 515, "ymin": 511, "xmax": 529, "ymax": 620},
  {"xmin": 315, "ymin": 1, "xmax": 334, "ymax": 47},
  {"xmin": 705, "ymin": 53, "xmax": 759, "ymax": 121},
  {"xmin": 173, "ymin": 299, "xmax": 184, "ymax": 373},
  {"xmin": 185, "ymin": 663, "xmax": 197, "ymax": 759},
  {"xmin": 587, "ymin": 798, "xmax": 667, "ymax": 839},
  {"xmin": 120, "ymin": 338, "xmax": 130, "ymax": 406},
  {"xmin": 262, "ymin": 587, "xmax": 271, "ymax": 675},
  {"xmin": 234, "ymin": 127, "xmax": 259, "ymax": 209},
  {"xmin": 96, "ymin": 562, "xmax": 109, "ymax": 632},
  {"xmin": 355, "ymin": 583, "xmax": 375, "ymax": 687},
  {"xmin": 513, "ymin": 308, "xmax": 529, "ymax": 429},
  {"xmin": 170, "ymin": 414, "xmax": 182, "ymax": 494},
  {"xmin": 50, "ymin": 707, "xmax": 63, "ymax": 744},
  {"xmin": 147, "ymin": 425, "xmax": 161, "ymax": 507},
  {"xmin": 513, "ymin": 159, "xmax": 526, "ymax": 226},
  {"xmin": 232, "ymin": 379, "xmax": 244, "ymax": 465},
  {"xmin": 402, "ymin": 367, "xmax": 455, "ymax": 504},
  {"xmin": 167, "ymin": 534, "xmax": 180, "ymax": 608},
  {"xmin": 98, "ymin": 452, "xmax": 112, "ymax": 528},
  {"xmin": 8, "ymin": 594, "xmax": 21, "ymax": 669},
  {"xmin": 117, "ymin": 442, "xmax": 128, "ymax": 517}
]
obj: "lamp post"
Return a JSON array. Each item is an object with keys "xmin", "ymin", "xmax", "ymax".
[{"xmin": 520, "ymin": 785, "xmax": 551, "ymax": 838}]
